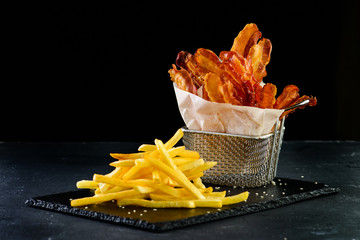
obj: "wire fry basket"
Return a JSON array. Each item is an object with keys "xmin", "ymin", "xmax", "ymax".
[{"xmin": 182, "ymin": 119, "xmax": 285, "ymax": 187}]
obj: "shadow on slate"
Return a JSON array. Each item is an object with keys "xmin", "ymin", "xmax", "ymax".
[{"xmin": 25, "ymin": 178, "xmax": 340, "ymax": 232}]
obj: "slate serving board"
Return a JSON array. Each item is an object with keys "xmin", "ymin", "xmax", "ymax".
[{"xmin": 25, "ymin": 178, "xmax": 339, "ymax": 232}]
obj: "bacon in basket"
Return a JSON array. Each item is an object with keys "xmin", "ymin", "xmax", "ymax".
[{"xmin": 168, "ymin": 23, "xmax": 317, "ymax": 116}]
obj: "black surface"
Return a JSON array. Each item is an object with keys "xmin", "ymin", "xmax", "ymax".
[
  {"xmin": 1, "ymin": 141, "xmax": 359, "ymax": 239},
  {"xmin": 25, "ymin": 178, "xmax": 339, "ymax": 232}
]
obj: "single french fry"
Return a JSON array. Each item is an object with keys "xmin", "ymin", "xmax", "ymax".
[
  {"xmin": 194, "ymin": 199, "xmax": 222, "ymax": 208},
  {"xmin": 204, "ymin": 191, "xmax": 227, "ymax": 198},
  {"xmin": 153, "ymin": 184, "xmax": 183, "ymax": 198},
  {"xmin": 164, "ymin": 128, "xmax": 183, "ymax": 149},
  {"xmin": 178, "ymin": 149, "xmax": 200, "ymax": 159},
  {"xmin": 133, "ymin": 185, "xmax": 155, "ymax": 194},
  {"xmin": 145, "ymin": 155, "xmax": 205, "ymax": 199},
  {"xmin": 186, "ymin": 172, "xmax": 204, "ymax": 180},
  {"xmin": 138, "ymin": 144, "xmax": 157, "ymax": 152},
  {"xmin": 105, "ymin": 167, "xmax": 123, "ymax": 177},
  {"xmin": 76, "ymin": 180, "xmax": 99, "ymax": 189},
  {"xmin": 167, "ymin": 146, "xmax": 186, "ymax": 158},
  {"xmin": 149, "ymin": 193, "xmax": 176, "ymax": 201},
  {"xmin": 184, "ymin": 161, "xmax": 217, "ymax": 177},
  {"xmin": 155, "ymin": 139, "xmax": 177, "ymax": 169},
  {"xmin": 109, "ymin": 160, "xmax": 135, "ymax": 168},
  {"xmin": 222, "ymin": 191, "xmax": 249, "ymax": 205},
  {"xmin": 101, "ymin": 185, "xmax": 129, "ymax": 194},
  {"xmin": 117, "ymin": 199, "xmax": 195, "ymax": 208},
  {"xmin": 152, "ymin": 169, "xmax": 161, "ymax": 183},
  {"xmin": 178, "ymin": 186, "xmax": 212, "ymax": 195},
  {"xmin": 173, "ymin": 157, "xmax": 197, "ymax": 166},
  {"xmin": 93, "ymin": 174, "xmax": 152, "ymax": 188},
  {"xmin": 71, "ymin": 189, "xmax": 140, "ymax": 207},
  {"xmin": 122, "ymin": 160, "xmax": 151, "ymax": 180},
  {"xmin": 110, "ymin": 152, "xmax": 144, "ymax": 160},
  {"xmin": 178, "ymin": 158, "xmax": 204, "ymax": 172},
  {"xmin": 193, "ymin": 178, "xmax": 206, "ymax": 189}
]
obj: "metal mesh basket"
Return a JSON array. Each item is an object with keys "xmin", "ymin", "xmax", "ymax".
[{"xmin": 182, "ymin": 119, "xmax": 285, "ymax": 187}]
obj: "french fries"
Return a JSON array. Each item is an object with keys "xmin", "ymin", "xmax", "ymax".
[{"xmin": 71, "ymin": 129, "xmax": 249, "ymax": 208}]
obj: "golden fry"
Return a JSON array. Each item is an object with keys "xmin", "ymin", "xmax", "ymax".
[{"xmin": 117, "ymin": 199, "xmax": 196, "ymax": 208}]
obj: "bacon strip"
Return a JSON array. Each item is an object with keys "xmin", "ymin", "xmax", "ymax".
[
  {"xmin": 203, "ymin": 73, "xmax": 225, "ymax": 103},
  {"xmin": 255, "ymin": 83, "xmax": 277, "ymax": 109},
  {"xmin": 279, "ymin": 95, "xmax": 317, "ymax": 119},
  {"xmin": 220, "ymin": 51, "xmax": 256, "ymax": 106},
  {"xmin": 168, "ymin": 64, "xmax": 197, "ymax": 95},
  {"xmin": 247, "ymin": 38, "xmax": 272, "ymax": 83},
  {"xmin": 230, "ymin": 23, "xmax": 262, "ymax": 58},
  {"xmin": 274, "ymin": 85, "xmax": 300, "ymax": 109},
  {"xmin": 176, "ymin": 51, "xmax": 204, "ymax": 88}
]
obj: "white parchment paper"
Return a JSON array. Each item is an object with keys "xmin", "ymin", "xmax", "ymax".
[{"xmin": 174, "ymin": 83, "xmax": 284, "ymax": 136}]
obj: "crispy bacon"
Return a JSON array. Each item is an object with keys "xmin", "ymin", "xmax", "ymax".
[
  {"xmin": 220, "ymin": 51, "xmax": 255, "ymax": 84},
  {"xmin": 220, "ymin": 51, "xmax": 256, "ymax": 106},
  {"xmin": 194, "ymin": 48, "xmax": 257, "ymax": 106},
  {"xmin": 168, "ymin": 64, "xmax": 197, "ymax": 95},
  {"xmin": 274, "ymin": 85, "xmax": 300, "ymax": 109},
  {"xmin": 193, "ymin": 48, "xmax": 223, "ymax": 79},
  {"xmin": 230, "ymin": 23, "xmax": 262, "ymax": 58},
  {"xmin": 203, "ymin": 73, "xmax": 225, "ymax": 103},
  {"xmin": 176, "ymin": 51, "xmax": 204, "ymax": 88},
  {"xmin": 247, "ymin": 38, "xmax": 272, "ymax": 83},
  {"xmin": 279, "ymin": 95, "xmax": 317, "ymax": 119},
  {"xmin": 193, "ymin": 48, "xmax": 247, "ymax": 105},
  {"xmin": 255, "ymin": 83, "xmax": 277, "ymax": 109},
  {"xmin": 168, "ymin": 23, "xmax": 317, "ymax": 117},
  {"xmin": 222, "ymin": 81, "xmax": 242, "ymax": 105}
]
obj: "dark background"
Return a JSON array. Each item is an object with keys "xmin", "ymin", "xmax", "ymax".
[{"xmin": 3, "ymin": 0, "xmax": 359, "ymax": 142}]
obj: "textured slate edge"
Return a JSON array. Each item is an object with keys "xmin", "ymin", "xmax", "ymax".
[
  {"xmin": 25, "ymin": 186, "xmax": 340, "ymax": 232},
  {"xmin": 154, "ymin": 186, "xmax": 340, "ymax": 231}
]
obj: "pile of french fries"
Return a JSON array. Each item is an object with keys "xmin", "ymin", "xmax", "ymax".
[{"xmin": 71, "ymin": 129, "xmax": 249, "ymax": 209}]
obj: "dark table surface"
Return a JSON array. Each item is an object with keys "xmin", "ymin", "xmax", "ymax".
[{"xmin": 1, "ymin": 141, "xmax": 359, "ymax": 239}]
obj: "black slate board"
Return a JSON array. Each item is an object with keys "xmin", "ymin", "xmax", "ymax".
[{"xmin": 25, "ymin": 178, "xmax": 339, "ymax": 232}]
